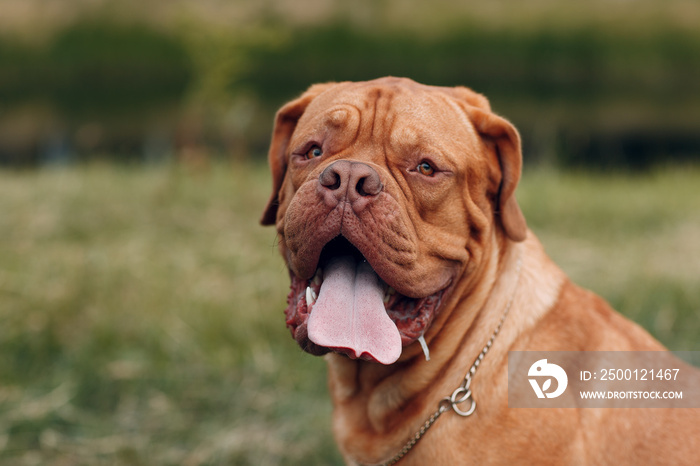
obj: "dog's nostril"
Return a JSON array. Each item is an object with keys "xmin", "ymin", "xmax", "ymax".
[
  {"xmin": 355, "ymin": 174, "xmax": 382, "ymax": 197},
  {"xmin": 319, "ymin": 166, "xmax": 342, "ymax": 190},
  {"xmin": 356, "ymin": 178, "xmax": 366, "ymax": 196}
]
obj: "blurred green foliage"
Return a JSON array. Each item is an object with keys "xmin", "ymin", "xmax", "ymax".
[
  {"xmin": 238, "ymin": 24, "xmax": 700, "ymax": 107},
  {"xmin": 0, "ymin": 22, "xmax": 191, "ymax": 118},
  {"xmin": 1, "ymin": 11, "xmax": 700, "ymax": 167}
]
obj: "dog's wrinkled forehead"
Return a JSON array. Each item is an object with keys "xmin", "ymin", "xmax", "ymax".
[{"xmin": 289, "ymin": 79, "xmax": 482, "ymax": 163}]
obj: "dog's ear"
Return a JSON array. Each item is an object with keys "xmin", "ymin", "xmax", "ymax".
[
  {"xmin": 447, "ymin": 86, "xmax": 492, "ymax": 112},
  {"xmin": 260, "ymin": 83, "xmax": 336, "ymax": 226},
  {"xmin": 464, "ymin": 104, "xmax": 528, "ymax": 242}
]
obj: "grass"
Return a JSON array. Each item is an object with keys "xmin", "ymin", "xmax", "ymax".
[
  {"xmin": 519, "ymin": 167, "xmax": 700, "ymax": 348},
  {"xmin": 0, "ymin": 161, "xmax": 698, "ymax": 465}
]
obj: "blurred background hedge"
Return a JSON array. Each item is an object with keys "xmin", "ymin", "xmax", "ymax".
[{"xmin": 1, "ymin": 0, "xmax": 699, "ymax": 169}]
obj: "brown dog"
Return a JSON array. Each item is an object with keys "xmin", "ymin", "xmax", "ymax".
[{"xmin": 261, "ymin": 77, "xmax": 698, "ymax": 465}]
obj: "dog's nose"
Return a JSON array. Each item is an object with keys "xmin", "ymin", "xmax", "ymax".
[{"xmin": 319, "ymin": 160, "xmax": 383, "ymax": 208}]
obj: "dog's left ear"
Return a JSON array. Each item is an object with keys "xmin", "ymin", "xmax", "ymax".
[
  {"xmin": 260, "ymin": 83, "xmax": 336, "ymax": 226},
  {"xmin": 465, "ymin": 105, "xmax": 528, "ymax": 242}
]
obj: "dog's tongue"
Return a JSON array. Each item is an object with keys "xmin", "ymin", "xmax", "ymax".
[{"xmin": 307, "ymin": 256, "xmax": 402, "ymax": 365}]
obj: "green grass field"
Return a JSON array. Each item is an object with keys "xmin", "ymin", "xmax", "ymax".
[{"xmin": 0, "ymin": 162, "xmax": 698, "ymax": 465}]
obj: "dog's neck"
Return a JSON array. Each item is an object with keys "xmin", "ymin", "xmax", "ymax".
[{"xmin": 325, "ymin": 232, "xmax": 566, "ymax": 464}]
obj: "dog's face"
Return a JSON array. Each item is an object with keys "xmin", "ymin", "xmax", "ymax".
[{"xmin": 261, "ymin": 78, "xmax": 526, "ymax": 365}]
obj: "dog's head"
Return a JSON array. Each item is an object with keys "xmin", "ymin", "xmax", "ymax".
[{"xmin": 261, "ymin": 77, "xmax": 526, "ymax": 365}]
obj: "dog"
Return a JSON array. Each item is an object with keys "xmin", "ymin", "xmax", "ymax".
[{"xmin": 260, "ymin": 77, "xmax": 698, "ymax": 465}]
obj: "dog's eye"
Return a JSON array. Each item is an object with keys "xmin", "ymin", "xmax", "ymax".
[
  {"xmin": 417, "ymin": 161, "xmax": 435, "ymax": 176},
  {"xmin": 304, "ymin": 145, "xmax": 323, "ymax": 160}
]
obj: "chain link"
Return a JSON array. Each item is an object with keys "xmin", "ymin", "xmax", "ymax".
[{"xmin": 358, "ymin": 255, "xmax": 523, "ymax": 466}]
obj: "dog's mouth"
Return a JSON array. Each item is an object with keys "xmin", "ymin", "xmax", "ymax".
[{"xmin": 284, "ymin": 236, "xmax": 447, "ymax": 365}]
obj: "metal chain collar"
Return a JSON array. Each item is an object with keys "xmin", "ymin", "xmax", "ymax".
[{"xmin": 358, "ymin": 255, "xmax": 523, "ymax": 466}]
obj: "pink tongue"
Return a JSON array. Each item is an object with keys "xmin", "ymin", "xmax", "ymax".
[{"xmin": 307, "ymin": 256, "xmax": 402, "ymax": 365}]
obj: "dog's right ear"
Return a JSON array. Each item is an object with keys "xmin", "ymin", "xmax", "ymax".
[
  {"xmin": 446, "ymin": 86, "xmax": 527, "ymax": 242},
  {"xmin": 466, "ymin": 106, "xmax": 528, "ymax": 242},
  {"xmin": 260, "ymin": 83, "xmax": 336, "ymax": 226}
]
